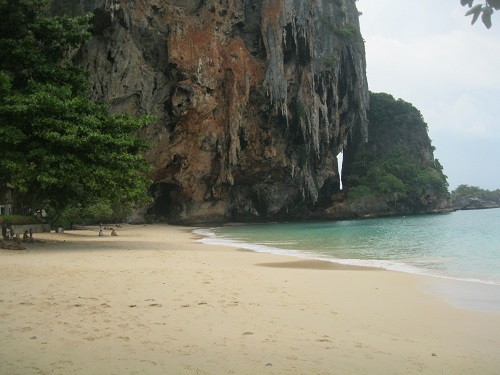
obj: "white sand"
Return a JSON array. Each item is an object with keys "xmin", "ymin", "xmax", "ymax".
[{"xmin": 1, "ymin": 224, "xmax": 499, "ymax": 375}]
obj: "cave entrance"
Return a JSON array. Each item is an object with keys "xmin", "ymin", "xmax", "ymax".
[
  {"xmin": 316, "ymin": 151, "xmax": 344, "ymax": 208},
  {"xmin": 149, "ymin": 182, "xmax": 178, "ymax": 222}
]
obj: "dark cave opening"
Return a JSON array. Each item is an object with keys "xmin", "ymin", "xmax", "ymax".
[{"xmin": 148, "ymin": 182, "xmax": 178, "ymax": 221}]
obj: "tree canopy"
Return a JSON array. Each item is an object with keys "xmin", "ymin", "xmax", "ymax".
[{"xmin": 0, "ymin": 0, "xmax": 153, "ymax": 222}]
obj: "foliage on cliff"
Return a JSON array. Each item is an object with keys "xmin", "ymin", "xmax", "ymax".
[
  {"xmin": 343, "ymin": 92, "xmax": 449, "ymax": 213},
  {"xmin": 0, "ymin": 0, "xmax": 152, "ymax": 221},
  {"xmin": 66, "ymin": 0, "xmax": 368, "ymax": 224}
]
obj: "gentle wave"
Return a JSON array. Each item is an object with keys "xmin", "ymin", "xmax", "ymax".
[{"xmin": 193, "ymin": 227, "xmax": 500, "ymax": 286}]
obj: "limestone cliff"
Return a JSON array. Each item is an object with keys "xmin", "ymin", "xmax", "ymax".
[
  {"xmin": 335, "ymin": 92, "xmax": 450, "ymax": 218},
  {"xmin": 74, "ymin": 0, "xmax": 368, "ymax": 224}
]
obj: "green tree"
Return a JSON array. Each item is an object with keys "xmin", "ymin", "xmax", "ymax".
[{"xmin": 0, "ymin": 0, "xmax": 153, "ymax": 221}]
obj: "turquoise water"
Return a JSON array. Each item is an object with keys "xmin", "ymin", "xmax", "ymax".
[{"xmin": 196, "ymin": 209, "xmax": 500, "ymax": 286}]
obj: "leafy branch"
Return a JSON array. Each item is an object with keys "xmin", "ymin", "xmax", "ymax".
[{"xmin": 461, "ymin": 0, "xmax": 500, "ymax": 28}]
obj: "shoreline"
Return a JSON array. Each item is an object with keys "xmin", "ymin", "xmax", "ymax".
[
  {"xmin": 1, "ymin": 224, "xmax": 500, "ymax": 374},
  {"xmin": 196, "ymin": 224, "xmax": 500, "ymax": 310}
]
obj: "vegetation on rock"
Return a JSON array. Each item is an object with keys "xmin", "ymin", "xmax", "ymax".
[
  {"xmin": 343, "ymin": 92, "xmax": 449, "ymax": 214},
  {"xmin": 451, "ymin": 184, "xmax": 500, "ymax": 209},
  {"xmin": 0, "ymin": 0, "xmax": 153, "ymax": 224}
]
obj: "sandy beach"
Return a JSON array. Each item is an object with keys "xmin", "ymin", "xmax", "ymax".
[{"xmin": 1, "ymin": 224, "xmax": 499, "ymax": 375}]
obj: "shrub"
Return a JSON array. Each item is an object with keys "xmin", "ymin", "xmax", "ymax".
[{"xmin": 0, "ymin": 215, "xmax": 39, "ymax": 225}]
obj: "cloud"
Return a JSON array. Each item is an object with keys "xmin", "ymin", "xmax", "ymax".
[
  {"xmin": 426, "ymin": 93, "xmax": 500, "ymax": 139},
  {"xmin": 362, "ymin": 12, "xmax": 500, "ymax": 140},
  {"xmin": 365, "ymin": 30, "xmax": 500, "ymax": 139},
  {"xmin": 358, "ymin": 1, "xmax": 461, "ymax": 38},
  {"xmin": 357, "ymin": 0, "xmax": 500, "ymax": 189},
  {"xmin": 365, "ymin": 31, "xmax": 500, "ymax": 91}
]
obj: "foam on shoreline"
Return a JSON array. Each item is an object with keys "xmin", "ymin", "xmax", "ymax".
[
  {"xmin": 195, "ymin": 227, "xmax": 500, "ymax": 312},
  {"xmin": 194, "ymin": 227, "xmax": 500, "ymax": 284}
]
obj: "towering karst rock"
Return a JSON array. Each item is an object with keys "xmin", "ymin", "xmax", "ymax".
[
  {"xmin": 338, "ymin": 92, "xmax": 450, "ymax": 218},
  {"xmin": 74, "ymin": 0, "xmax": 369, "ymax": 224}
]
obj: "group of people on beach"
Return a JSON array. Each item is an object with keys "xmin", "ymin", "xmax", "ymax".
[
  {"xmin": 98, "ymin": 226, "xmax": 118, "ymax": 237},
  {"xmin": 0, "ymin": 225, "xmax": 32, "ymax": 250},
  {"xmin": 1, "ymin": 225, "xmax": 34, "ymax": 242}
]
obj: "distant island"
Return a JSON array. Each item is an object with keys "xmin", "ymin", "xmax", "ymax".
[{"xmin": 451, "ymin": 185, "xmax": 500, "ymax": 210}]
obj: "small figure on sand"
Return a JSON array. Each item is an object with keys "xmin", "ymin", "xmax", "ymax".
[
  {"xmin": 111, "ymin": 229, "xmax": 117, "ymax": 236},
  {"xmin": 98, "ymin": 229, "xmax": 103, "ymax": 236},
  {"xmin": 22, "ymin": 229, "xmax": 36, "ymax": 243}
]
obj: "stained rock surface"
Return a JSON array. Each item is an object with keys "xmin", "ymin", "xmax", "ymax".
[{"xmin": 75, "ymin": 0, "xmax": 368, "ymax": 224}]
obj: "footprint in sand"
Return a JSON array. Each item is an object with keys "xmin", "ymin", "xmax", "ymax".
[{"xmin": 140, "ymin": 360, "xmax": 158, "ymax": 366}]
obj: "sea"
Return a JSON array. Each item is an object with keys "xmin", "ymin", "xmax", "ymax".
[{"xmin": 195, "ymin": 208, "xmax": 500, "ymax": 312}]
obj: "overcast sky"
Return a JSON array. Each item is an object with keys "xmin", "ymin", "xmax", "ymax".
[{"xmin": 357, "ymin": 0, "xmax": 500, "ymax": 190}]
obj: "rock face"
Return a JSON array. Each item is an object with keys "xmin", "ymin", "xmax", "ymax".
[
  {"xmin": 453, "ymin": 197, "xmax": 500, "ymax": 211},
  {"xmin": 74, "ymin": 0, "xmax": 368, "ymax": 224},
  {"xmin": 336, "ymin": 92, "xmax": 450, "ymax": 218}
]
